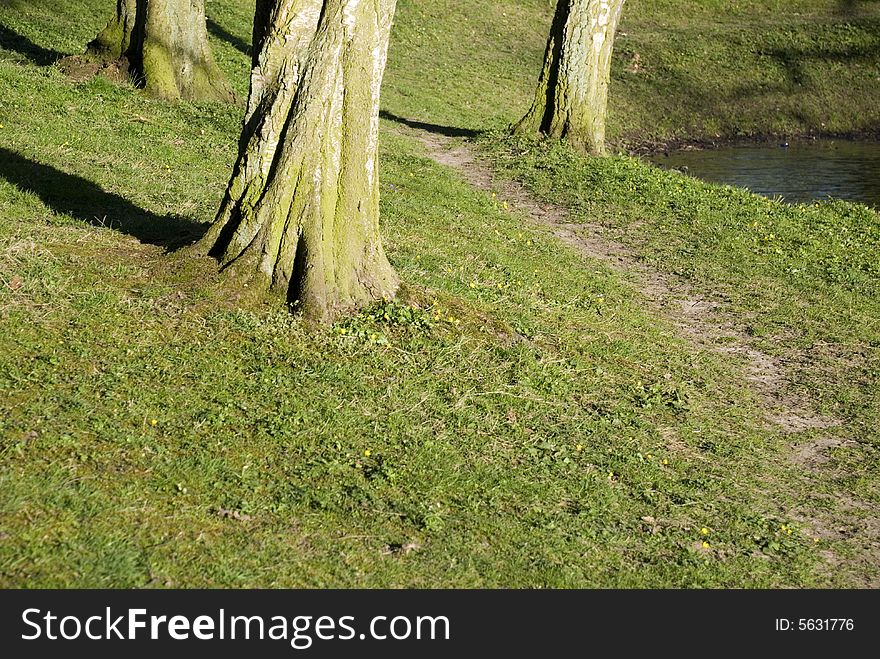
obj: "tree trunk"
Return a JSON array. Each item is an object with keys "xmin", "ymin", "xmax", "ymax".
[
  {"xmin": 198, "ymin": 0, "xmax": 399, "ymax": 323},
  {"xmin": 515, "ymin": 0, "xmax": 625, "ymax": 155},
  {"xmin": 88, "ymin": 0, "xmax": 234, "ymax": 103}
]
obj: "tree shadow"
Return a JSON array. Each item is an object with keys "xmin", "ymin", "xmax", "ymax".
[
  {"xmin": 612, "ymin": 25, "xmax": 880, "ymax": 141},
  {"xmin": 838, "ymin": 0, "xmax": 880, "ymax": 15},
  {"xmin": 206, "ymin": 18, "xmax": 251, "ymax": 57},
  {"xmin": 0, "ymin": 148, "xmax": 208, "ymax": 249},
  {"xmin": 379, "ymin": 110, "xmax": 482, "ymax": 139},
  {"xmin": 0, "ymin": 23, "xmax": 64, "ymax": 66},
  {"xmin": 759, "ymin": 40, "xmax": 880, "ymax": 88}
]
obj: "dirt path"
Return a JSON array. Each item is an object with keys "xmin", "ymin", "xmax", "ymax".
[
  {"xmin": 404, "ymin": 128, "xmax": 880, "ymax": 585},
  {"xmin": 410, "ymin": 129, "xmax": 838, "ymax": 435}
]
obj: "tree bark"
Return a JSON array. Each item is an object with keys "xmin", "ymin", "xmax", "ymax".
[
  {"xmin": 515, "ymin": 0, "xmax": 625, "ymax": 155},
  {"xmin": 88, "ymin": 0, "xmax": 234, "ymax": 103},
  {"xmin": 199, "ymin": 0, "xmax": 399, "ymax": 323}
]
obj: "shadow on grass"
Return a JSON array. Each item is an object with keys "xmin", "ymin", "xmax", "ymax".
[
  {"xmin": 379, "ymin": 110, "xmax": 482, "ymax": 139},
  {"xmin": 611, "ymin": 24, "xmax": 880, "ymax": 141},
  {"xmin": 760, "ymin": 40, "xmax": 880, "ymax": 87},
  {"xmin": 0, "ymin": 148, "xmax": 208, "ymax": 249},
  {"xmin": 0, "ymin": 23, "xmax": 64, "ymax": 66},
  {"xmin": 206, "ymin": 18, "xmax": 251, "ymax": 57},
  {"xmin": 838, "ymin": 0, "xmax": 880, "ymax": 15}
]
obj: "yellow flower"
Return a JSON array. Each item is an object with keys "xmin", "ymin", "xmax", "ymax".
[
  {"xmin": 576, "ymin": 444, "xmax": 583, "ymax": 452},
  {"xmin": 662, "ymin": 458, "xmax": 669, "ymax": 465},
  {"xmin": 364, "ymin": 449, "xmax": 372, "ymax": 458},
  {"xmin": 701, "ymin": 541, "xmax": 711, "ymax": 549},
  {"xmin": 700, "ymin": 527, "xmax": 709, "ymax": 536},
  {"xmin": 469, "ymin": 282, "xmax": 477, "ymax": 289},
  {"xmin": 608, "ymin": 471, "xmax": 614, "ymax": 479}
]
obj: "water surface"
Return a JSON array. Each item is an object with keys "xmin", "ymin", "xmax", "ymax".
[{"xmin": 650, "ymin": 139, "xmax": 880, "ymax": 209}]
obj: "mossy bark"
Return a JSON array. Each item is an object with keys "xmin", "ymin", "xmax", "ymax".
[
  {"xmin": 515, "ymin": 0, "xmax": 625, "ymax": 155},
  {"xmin": 199, "ymin": 0, "xmax": 399, "ymax": 323},
  {"xmin": 88, "ymin": 0, "xmax": 234, "ymax": 103}
]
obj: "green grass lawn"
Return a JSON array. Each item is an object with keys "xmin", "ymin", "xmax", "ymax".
[
  {"xmin": 384, "ymin": 0, "xmax": 880, "ymax": 145},
  {"xmin": 0, "ymin": 0, "xmax": 877, "ymax": 587}
]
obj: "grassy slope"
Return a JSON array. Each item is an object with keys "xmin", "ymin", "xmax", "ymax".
[
  {"xmin": 384, "ymin": 0, "xmax": 880, "ymax": 145},
  {"xmin": 481, "ymin": 135, "xmax": 880, "ymax": 569},
  {"xmin": 0, "ymin": 0, "xmax": 876, "ymax": 587}
]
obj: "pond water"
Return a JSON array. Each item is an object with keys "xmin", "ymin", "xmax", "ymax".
[{"xmin": 649, "ymin": 139, "xmax": 880, "ymax": 209}]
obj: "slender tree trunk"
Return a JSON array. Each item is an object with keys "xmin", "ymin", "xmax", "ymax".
[
  {"xmin": 515, "ymin": 0, "xmax": 625, "ymax": 155},
  {"xmin": 88, "ymin": 0, "xmax": 234, "ymax": 103},
  {"xmin": 199, "ymin": 0, "xmax": 399, "ymax": 323}
]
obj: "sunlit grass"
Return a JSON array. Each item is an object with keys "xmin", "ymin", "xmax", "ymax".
[{"xmin": 0, "ymin": 0, "xmax": 877, "ymax": 587}]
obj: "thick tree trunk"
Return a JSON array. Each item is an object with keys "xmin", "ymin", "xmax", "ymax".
[
  {"xmin": 515, "ymin": 0, "xmax": 625, "ymax": 155},
  {"xmin": 199, "ymin": 0, "xmax": 399, "ymax": 322},
  {"xmin": 88, "ymin": 0, "xmax": 234, "ymax": 103}
]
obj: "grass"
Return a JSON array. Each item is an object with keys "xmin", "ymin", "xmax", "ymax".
[
  {"xmin": 383, "ymin": 0, "xmax": 880, "ymax": 145},
  {"xmin": 0, "ymin": 0, "xmax": 877, "ymax": 587},
  {"xmin": 481, "ymin": 133, "xmax": 879, "ymax": 569}
]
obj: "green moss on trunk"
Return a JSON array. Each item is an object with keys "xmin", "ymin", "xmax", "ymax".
[
  {"xmin": 199, "ymin": 0, "xmax": 399, "ymax": 323},
  {"xmin": 515, "ymin": 0, "xmax": 625, "ymax": 155},
  {"xmin": 88, "ymin": 0, "xmax": 234, "ymax": 103}
]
